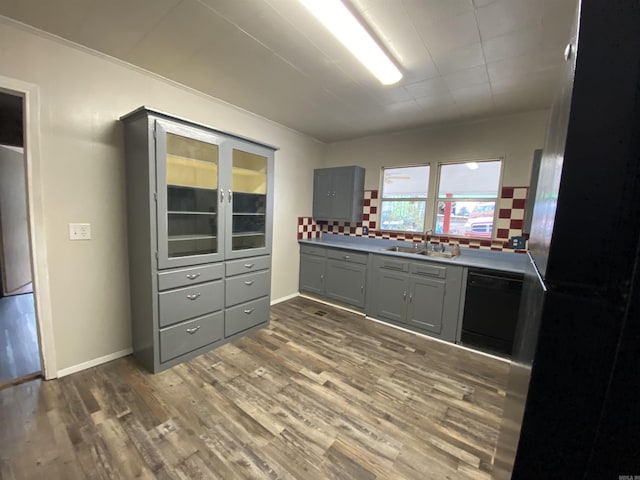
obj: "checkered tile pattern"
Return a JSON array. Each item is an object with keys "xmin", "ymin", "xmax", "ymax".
[
  {"xmin": 297, "ymin": 216, "xmax": 321, "ymax": 240},
  {"xmin": 298, "ymin": 187, "xmax": 529, "ymax": 254},
  {"xmin": 495, "ymin": 186, "xmax": 528, "ymax": 241}
]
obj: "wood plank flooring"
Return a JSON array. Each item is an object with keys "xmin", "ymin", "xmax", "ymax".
[
  {"xmin": 0, "ymin": 296, "xmax": 510, "ymax": 479},
  {"xmin": 0, "ymin": 292, "xmax": 40, "ymax": 386}
]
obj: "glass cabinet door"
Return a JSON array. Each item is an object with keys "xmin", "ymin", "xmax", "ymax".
[
  {"xmin": 225, "ymin": 141, "xmax": 273, "ymax": 258},
  {"xmin": 156, "ymin": 120, "xmax": 224, "ymax": 269}
]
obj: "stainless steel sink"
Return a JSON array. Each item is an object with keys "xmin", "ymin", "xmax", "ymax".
[
  {"xmin": 385, "ymin": 245, "xmax": 460, "ymax": 259},
  {"xmin": 385, "ymin": 246, "xmax": 426, "ymax": 254},
  {"xmin": 417, "ymin": 250, "xmax": 459, "ymax": 259}
]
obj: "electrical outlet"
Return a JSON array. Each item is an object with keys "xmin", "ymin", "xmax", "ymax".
[
  {"xmin": 509, "ymin": 236, "xmax": 526, "ymax": 249},
  {"xmin": 69, "ymin": 223, "xmax": 91, "ymax": 240},
  {"xmin": 362, "ymin": 226, "xmax": 369, "ymax": 235}
]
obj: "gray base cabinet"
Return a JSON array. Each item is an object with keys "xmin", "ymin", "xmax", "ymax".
[
  {"xmin": 368, "ymin": 255, "xmax": 463, "ymax": 342},
  {"xmin": 312, "ymin": 166, "xmax": 365, "ymax": 222},
  {"xmin": 121, "ymin": 107, "xmax": 275, "ymax": 373},
  {"xmin": 298, "ymin": 244, "xmax": 464, "ymax": 343},
  {"xmin": 299, "ymin": 244, "xmax": 367, "ymax": 309}
]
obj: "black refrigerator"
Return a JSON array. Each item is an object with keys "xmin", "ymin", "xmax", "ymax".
[{"xmin": 494, "ymin": 0, "xmax": 640, "ymax": 477}]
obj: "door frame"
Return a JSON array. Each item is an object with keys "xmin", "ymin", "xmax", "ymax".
[{"xmin": 0, "ymin": 75, "xmax": 57, "ymax": 379}]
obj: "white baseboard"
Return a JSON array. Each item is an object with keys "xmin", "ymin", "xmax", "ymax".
[
  {"xmin": 271, "ymin": 292, "xmax": 299, "ymax": 305},
  {"xmin": 56, "ymin": 348, "xmax": 133, "ymax": 378}
]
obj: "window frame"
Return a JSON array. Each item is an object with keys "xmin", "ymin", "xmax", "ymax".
[
  {"xmin": 378, "ymin": 164, "xmax": 431, "ymax": 233},
  {"xmin": 434, "ymin": 159, "xmax": 503, "ymax": 239}
]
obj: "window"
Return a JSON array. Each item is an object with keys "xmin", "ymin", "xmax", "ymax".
[
  {"xmin": 379, "ymin": 165, "xmax": 430, "ymax": 232},
  {"xmin": 435, "ymin": 160, "xmax": 502, "ymax": 238}
]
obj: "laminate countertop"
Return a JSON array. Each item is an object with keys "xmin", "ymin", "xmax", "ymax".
[{"xmin": 299, "ymin": 234, "xmax": 528, "ymax": 275}]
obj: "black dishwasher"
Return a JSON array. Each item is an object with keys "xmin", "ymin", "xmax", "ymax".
[{"xmin": 461, "ymin": 268, "xmax": 523, "ymax": 356}]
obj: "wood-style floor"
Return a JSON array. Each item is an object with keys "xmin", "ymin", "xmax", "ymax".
[
  {"xmin": 0, "ymin": 297, "xmax": 509, "ymax": 479},
  {"xmin": 0, "ymin": 292, "xmax": 40, "ymax": 386}
]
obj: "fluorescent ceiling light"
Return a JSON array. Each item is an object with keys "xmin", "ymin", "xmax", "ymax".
[
  {"xmin": 466, "ymin": 162, "xmax": 479, "ymax": 170},
  {"xmin": 298, "ymin": 0, "xmax": 402, "ymax": 85}
]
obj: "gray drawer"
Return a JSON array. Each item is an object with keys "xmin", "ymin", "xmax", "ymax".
[
  {"xmin": 159, "ymin": 311, "xmax": 224, "ymax": 363},
  {"xmin": 377, "ymin": 257, "xmax": 409, "ymax": 272},
  {"xmin": 226, "ymin": 256, "xmax": 270, "ymax": 277},
  {"xmin": 300, "ymin": 244, "xmax": 326, "ymax": 257},
  {"xmin": 410, "ymin": 262, "xmax": 447, "ymax": 279},
  {"xmin": 158, "ymin": 263, "xmax": 224, "ymax": 291},
  {"xmin": 225, "ymin": 297, "xmax": 270, "ymax": 337},
  {"xmin": 225, "ymin": 270, "xmax": 270, "ymax": 307},
  {"xmin": 326, "ymin": 249, "xmax": 368, "ymax": 265},
  {"xmin": 158, "ymin": 280, "xmax": 224, "ymax": 328}
]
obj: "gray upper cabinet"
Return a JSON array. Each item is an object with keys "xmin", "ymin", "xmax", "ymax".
[
  {"xmin": 313, "ymin": 166, "xmax": 365, "ymax": 222},
  {"xmin": 121, "ymin": 107, "xmax": 276, "ymax": 373}
]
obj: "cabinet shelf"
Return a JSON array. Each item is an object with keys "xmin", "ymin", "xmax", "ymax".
[
  {"xmin": 233, "ymin": 167, "xmax": 266, "ymax": 176},
  {"xmin": 232, "ymin": 212, "xmax": 265, "ymax": 216},
  {"xmin": 168, "ymin": 184, "xmax": 217, "ymax": 192},
  {"xmin": 232, "ymin": 232, "xmax": 265, "ymax": 237},
  {"xmin": 168, "ymin": 211, "xmax": 217, "ymax": 216},
  {"xmin": 168, "ymin": 235, "xmax": 217, "ymax": 242}
]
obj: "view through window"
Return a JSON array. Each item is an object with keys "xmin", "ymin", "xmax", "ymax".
[
  {"xmin": 436, "ymin": 160, "xmax": 502, "ymax": 237},
  {"xmin": 379, "ymin": 165, "xmax": 429, "ymax": 232},
  {"xmin": 379, "ymin": 160, "xmax": 502, "ymax": 237}
]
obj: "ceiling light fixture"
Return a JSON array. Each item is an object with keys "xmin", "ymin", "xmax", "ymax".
[{"xmin": 298, "ymin": 0, "xmax": 402, "ymax": 85}]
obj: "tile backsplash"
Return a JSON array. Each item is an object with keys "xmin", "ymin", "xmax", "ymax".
[{"xmin": 298, "ymin": 187, "xmax": 529, "ymax": 254}]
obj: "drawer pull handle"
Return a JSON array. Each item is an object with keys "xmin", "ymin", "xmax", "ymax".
[
  {"xmin": 220, "ymin": 189, "xmax": 224, "ymax": 202},
  {"xmin": 186, "ymin": 273, "xmax": 201, "ymax": 280},
  {"xmin": 244, "ymin": 263, "xmax": 255, "ymax": 268},
  {"xmin": 403, "ymin": 291, "xmax": 407, "ymax": 300},
  {"xmin": 186, "ymin": 293, "xmax": 200, "ymax": 300},
  {"xmin": 186, "ymin": 326, "xmax": 201, "ymax": 334},
  {"xmin": 244, "ymin": 281, "xmax": 255, "ymax": 286},
  {"xmin": 344, "ymin": 255, "xmax": 350, "ymax": 259},
  {"xmin": 244, "ymin": 308, "xmax": 254, "ymax": 314}
]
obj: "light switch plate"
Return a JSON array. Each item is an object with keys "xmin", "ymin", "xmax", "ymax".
[{"xmin": 69, "ymin": 223, "xmax": 91, "ymax": 240}]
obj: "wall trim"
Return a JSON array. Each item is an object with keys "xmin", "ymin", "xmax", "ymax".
[
  {"xmin": 0, "ymin": 76, "xmax": 57, "ymax": 380},
  {"xmin": 57, "ymin": 348, "xmax": 133, "ymax": 378},
  {"xmin": 271, "ymin": 292, "xmax": 299, "ymax": 305}
]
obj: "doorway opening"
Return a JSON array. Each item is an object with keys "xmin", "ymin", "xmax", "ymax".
[{"xmin": 0, "ymin": 91, "xmax": 41, "ymax": 389}]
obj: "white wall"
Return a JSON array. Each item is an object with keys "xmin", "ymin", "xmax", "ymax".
[
  {"xmin": 0, "ymin": 19, "xmax": 324, "ymax": 374},
  {"xmin": 324, "ymin": 110, "xmax": 550, "ymax": 190}
]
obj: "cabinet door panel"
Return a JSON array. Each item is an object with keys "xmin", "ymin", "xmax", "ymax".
[
  {"xmin": 312, "ymin": 170, "xmax": 333, "ymax": 219},
  {"xmin": 155, "ymin": 119, "xmax": 225, "ymax": 269},
  {"xmin": 324, "ymin": 260, "xmax": 366, "ymax": 308},
  {"xmin": 407, "ymin": 277, "xmax": 445, "ymax": 334},
  {"xmin": 331, "ymin": 168, "xmax": 356, "ymax": 221},
  {"xmin": 223, "ymin": 139, "xmax": 274, "ymax": 260},
  {"xmin": 299, "ymin": 254, "xmax": 325, "ymax": 295},
  {"xmin": 375, "ymin": 271, "xmax": 408, "ymax": 323}
]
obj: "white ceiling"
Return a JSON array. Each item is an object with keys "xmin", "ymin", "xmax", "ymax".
[{"xmin": 0, "ymin": 0, "xmax": 577, "ymax": 142}]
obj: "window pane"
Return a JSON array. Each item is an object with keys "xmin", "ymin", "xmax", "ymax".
[
  {"xmin": 435, "ymin": 201, "xmax": 495, "ymax": 237},
  {"xmin": 380, "ymin": 200, "xmax": 426, "ymax": 232},
  {"xmin": 438, "ymin": 161, "xmax": 501, "ymax": 198},
  {"xmin": 382, "ymin": 166, "xmax": 429, "ymax": 198}
]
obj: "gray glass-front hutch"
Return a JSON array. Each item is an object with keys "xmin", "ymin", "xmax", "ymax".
[{"xmin": 121, "ymin": 107, "xmax": 276, "ymax": 373}]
